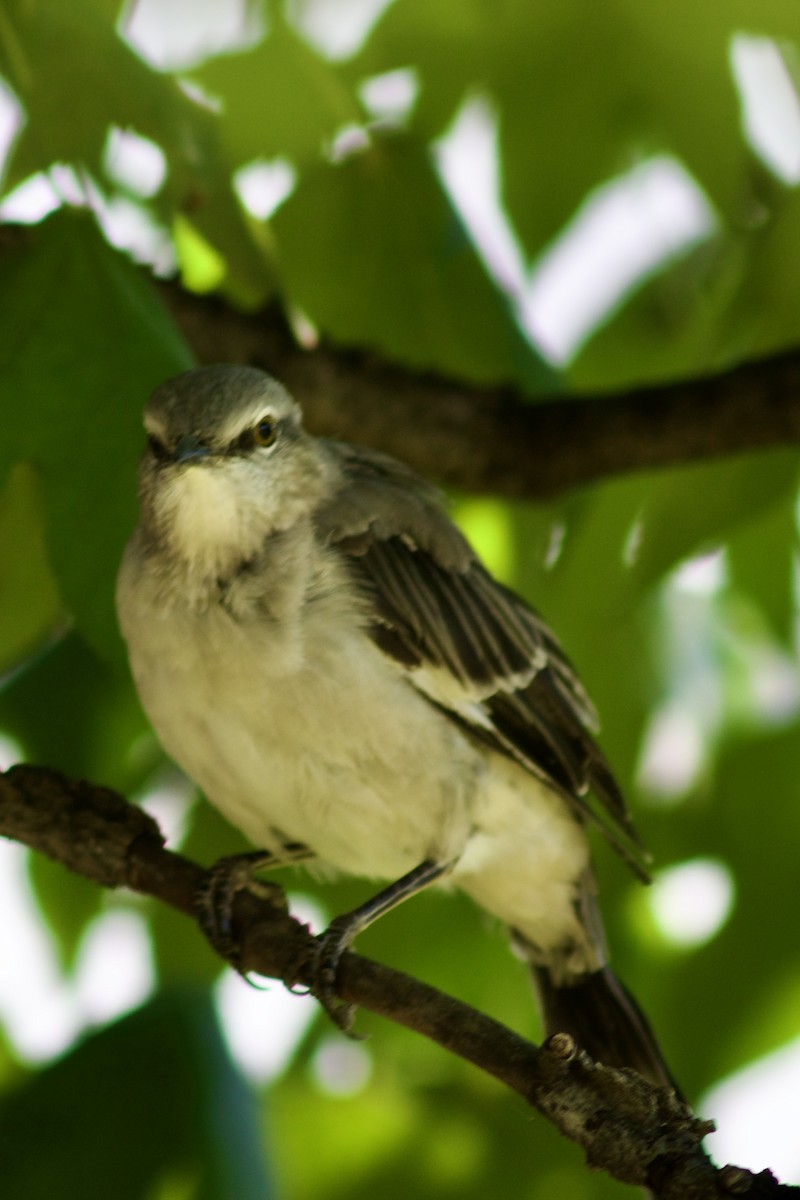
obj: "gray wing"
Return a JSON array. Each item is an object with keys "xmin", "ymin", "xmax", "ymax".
[{"xmin": 316, "ymin": 440, "xmax": 647, "ymax": 878}]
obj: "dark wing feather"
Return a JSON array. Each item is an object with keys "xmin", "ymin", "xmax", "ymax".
[{"xmin": 316, "ymin": 440, "xmax": 647, "ymax": 877}]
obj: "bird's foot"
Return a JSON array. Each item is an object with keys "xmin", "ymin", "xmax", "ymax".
[
  {"xmin": 304, "ymin": 861, "xmax": 450, "ymax": 1034},
  {"xmin": 196, "ymin": 850, "xmax": 289, "ymax": 971},
  {"xmin": 309, "ymin": 914, "xmax": 363, "ymax": 1037}
]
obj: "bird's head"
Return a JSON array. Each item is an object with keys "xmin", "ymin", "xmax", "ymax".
[{"xmin": 138, "ymin": 365, "xmax": 330, "ymax": 574}]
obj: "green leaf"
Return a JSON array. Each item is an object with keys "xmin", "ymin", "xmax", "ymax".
[
  {"xmin": 355, "ymin": 0, "xmax": 800, "ymax": 260},
  {"xmin": 171, "ymin": 188, "xmax": 276, "ymax": 311},
  {"xmin": 271, "ymin": 132, "xmax": 557, "ymax": 390},
  {"xmin": 3, "ymin": 621, "xmax": 146, "ymax": 976},
  {"xmin": 193, "ymin": 12, "xmax": 363, "ymax": 167},
  {"xmin": 0, "ymin": 0, "xmax": 275, "ymax": 305},
  {"xmin": 271, "ymin": 1047, "xmax": 635, "ymax": 1200},
  {"xmin": 726, "ymin": 490, "xmax": 798, "ymax": 646},
  {"xmin": 630, "ymin": 451, "xmax": 800, "ymax": 593},
  {"xmin": 347, "ymin": 0, "xmax": 488, "ymax": 137},
  {"xmin": 648, "ymin": 722, "xmax": 800, "ymax": 1088},
  {"xmin": 0, "ymin": 990, "xmax": 274, "ymax": 1200},
  {"xmin": 718, "ymin": 181, "xmax": 800, "ymax": 361},
  {"xmin": 0, "ymin": 463, "xmax": 63, "ymax": 673},
  {"xmin": 567, "ymin": 233, "xmax": 751, "ymax": 390},
  {"xmin": 28, "ymin": 853, "xmax": 105, "ymax": 973},
  {"xmin": 0, "ymin": 210, "xmax": 192, "ymax": 662},
  {"xmin": 0, "ymin": 0, "xmax": 192, "ymax": 187},
  {"xmin": 508, "ymin": 481, "xmax": 660, "ymax": 791},
  {"xmin": 0, "ymin": 632, "xmax": 152, "ymax": 792}
]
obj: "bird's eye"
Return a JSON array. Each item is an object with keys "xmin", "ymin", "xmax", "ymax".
[
  {"xmin": 147, "ymin": 433, "xmax": 169, "ymax": 461},
  {"xmin": 253, "ymin": 417, "xmax": 277, "ymax": 447}
]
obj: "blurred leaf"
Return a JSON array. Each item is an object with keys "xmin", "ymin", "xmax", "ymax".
[
  {"xmin": 272, "ymin": 132, "xmax": 556, "ymax": 390},
  {"xmin": 506, "ymin": 451, "xmax": 800, "ymax": 802},
  {"xmin": 346, "ymin": 0, "xmax": 487, "ymax": 137},
  {"xmin": 193, "ymin": 12, "xmax": 362, "ymax": 167},
  {"xmin": 452, "ymin": 495, "xmax": 515, "ymax": 582},
  {"xmin": 0, "ymin": 632, "xmax": 151, "ymax": 792},
  {"xmin": 568, "ymin": 233, "xmax": 751, "ymax": 390},
  {"xmin": 631, "ymin": 451, "xmax": 800, "ymax": 592},
  {"xmin": 179, "ymin": 795, "xmax": 252, "ymax": 867},
  {"xmin": 28, "ymin": 852, "xmax": 105, "ymax": 972},
  {"xmin": 720, "ymin": 181, "xmax": 800, "ymax": 360},
  {"xmin": 0, "ymin": 0, "xmax": 194, "ymax": 189},
  {"xmin": 0, "ymin": 210, "xmax": 192, "ymax": 662},
  {"xmin": 374, "ymin": 889, "xmax": 533, "ymax": 1034},
  {"xmin": 0, "ymin": 990, "xmax": 274, "ymax": 1200},
  {"xmin": 0, "ymin": 0, "xmax": 273, "ymax": 304},
  {"xmin": 149, "ymin": 899, "xmax": 224, "ymax": 991},
  {"xmin": 498, "ymin": 3, "xmax": 737, "ymax": 258},
  {"xmin": 513, "ymin": 451, "xmax": 798, "ymax": 637},
  {"xmin": 726, "ymin": 487, "xmax": 798, "ymax": 646},
  {"xmin": 640, "ymin": 723, "xmax": 800, "ymax": 1093},
  {"xmin": 170, "ymin": 177, "xmax": 276, "ymax": 310},
  {"xmin": 0, "ymin": 463, "xmax": 63, "ymax": 673},
  {"xmin": 173, "ymin": 213, "xmax": 227, "ymax": 292},
  {"xmin": 356, "ymin": 0, "xmax": 756, "ymax": 253},
  {"xmin": 271, "ymin": 1059, "xmax": 632, "ymax": 1200},
  {"xmin": 0, "ymin": 626, "xmax": 151, "ymax": 990},
  {"xmin": 511, "ymin": 476, "xmax": 651, "ymax": 641}
]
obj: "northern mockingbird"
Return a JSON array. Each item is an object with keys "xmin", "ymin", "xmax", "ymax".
[{"xmin": 117, "ymin": 364, "xmax": 675, "ymax": 1090}]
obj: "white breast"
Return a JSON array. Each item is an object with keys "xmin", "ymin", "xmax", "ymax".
[
  {"xmin": 117, "ymin": 536, "xmax": 595, "ymax": 971},
  {"xmin": 119, "ymin": 542, "xmax": 479, "ymax": 876}
]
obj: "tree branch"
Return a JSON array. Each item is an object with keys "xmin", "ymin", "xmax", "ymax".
[
  {"xmin": 0, "ymin": 764, "xmax": 795, "ymax": 1198},
  {"xmin": 2, "ymin": 220, "xmax": 799, "ymax": 499},
  {"xmin": 158, "ymin": 283, "xmax": 800, "ymax": 499}
]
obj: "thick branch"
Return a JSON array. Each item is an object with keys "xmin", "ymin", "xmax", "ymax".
[
  {"xmin": 0, "ymin": 764, "xmax": 795, "ymax": 1198},
  {"xmin": 159, "ymin": 284, "xmax": 800, "ymax": 498},
  {"xmin": 1, "ymin": 221, "xmax": 798, "ymax": 498}
]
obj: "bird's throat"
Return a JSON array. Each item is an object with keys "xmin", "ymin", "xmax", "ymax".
[{"xmin": 154, "ymin": 464, "xmax": 268, "ymax": 581}]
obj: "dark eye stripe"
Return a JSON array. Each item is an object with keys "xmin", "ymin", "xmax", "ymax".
[{"xmin": 147, "ymin": 434, "xmax": 169, "ymax": 461}]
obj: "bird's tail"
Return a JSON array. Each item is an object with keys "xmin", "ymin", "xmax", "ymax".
[{"xmin": 530, "ymin": 963, "xmax": 681, "ymax": 1096}]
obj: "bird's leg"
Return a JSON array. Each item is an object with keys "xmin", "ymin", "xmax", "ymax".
[
  {"xmin": 196, "ymin": 843, "xmax": 313, "ymax": 968},
  {"xmin": 312, "ymin": 858, "xmax": 453, "ymax": 1034}
]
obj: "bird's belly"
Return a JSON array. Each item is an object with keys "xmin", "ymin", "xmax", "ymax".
[
  {"xmin": 129, "ymin": 604, "xmax": 481, "ymax": 880},
  {"xmin": 453, "ymin": 757, "xmax": 596, "ymax": 977},
  {"xmin": 125, "ymin": 591, "xmax": 594, "ymax": 968}
]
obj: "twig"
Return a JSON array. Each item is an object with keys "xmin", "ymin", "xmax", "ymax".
[{"xmin": 0, "ymin": 763, "xmax": 795, "ymax": 1198}]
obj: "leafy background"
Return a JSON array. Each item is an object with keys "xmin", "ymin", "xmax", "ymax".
[{"xmin": 1, "ymin": 0, "xmax": 800, "ymax": 1196}]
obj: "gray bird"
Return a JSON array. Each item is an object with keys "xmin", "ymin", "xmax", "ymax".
[{"xmin": 117, "ymin": 363, "xmax": 675, "ymax": 1090}]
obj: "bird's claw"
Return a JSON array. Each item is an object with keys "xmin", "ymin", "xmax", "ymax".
[
  {"xmin": 196, "ymin": 851, "xmax": 287, "ymax": 972},
  {"xmin": 309, "ymin": 918, "xmax": 363, "ymax": 1038}
]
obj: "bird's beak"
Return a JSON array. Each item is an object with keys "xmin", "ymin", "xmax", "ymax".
[{"xmin": 172, "ymin": 435, "xmax": 212, "ymax": 464}]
